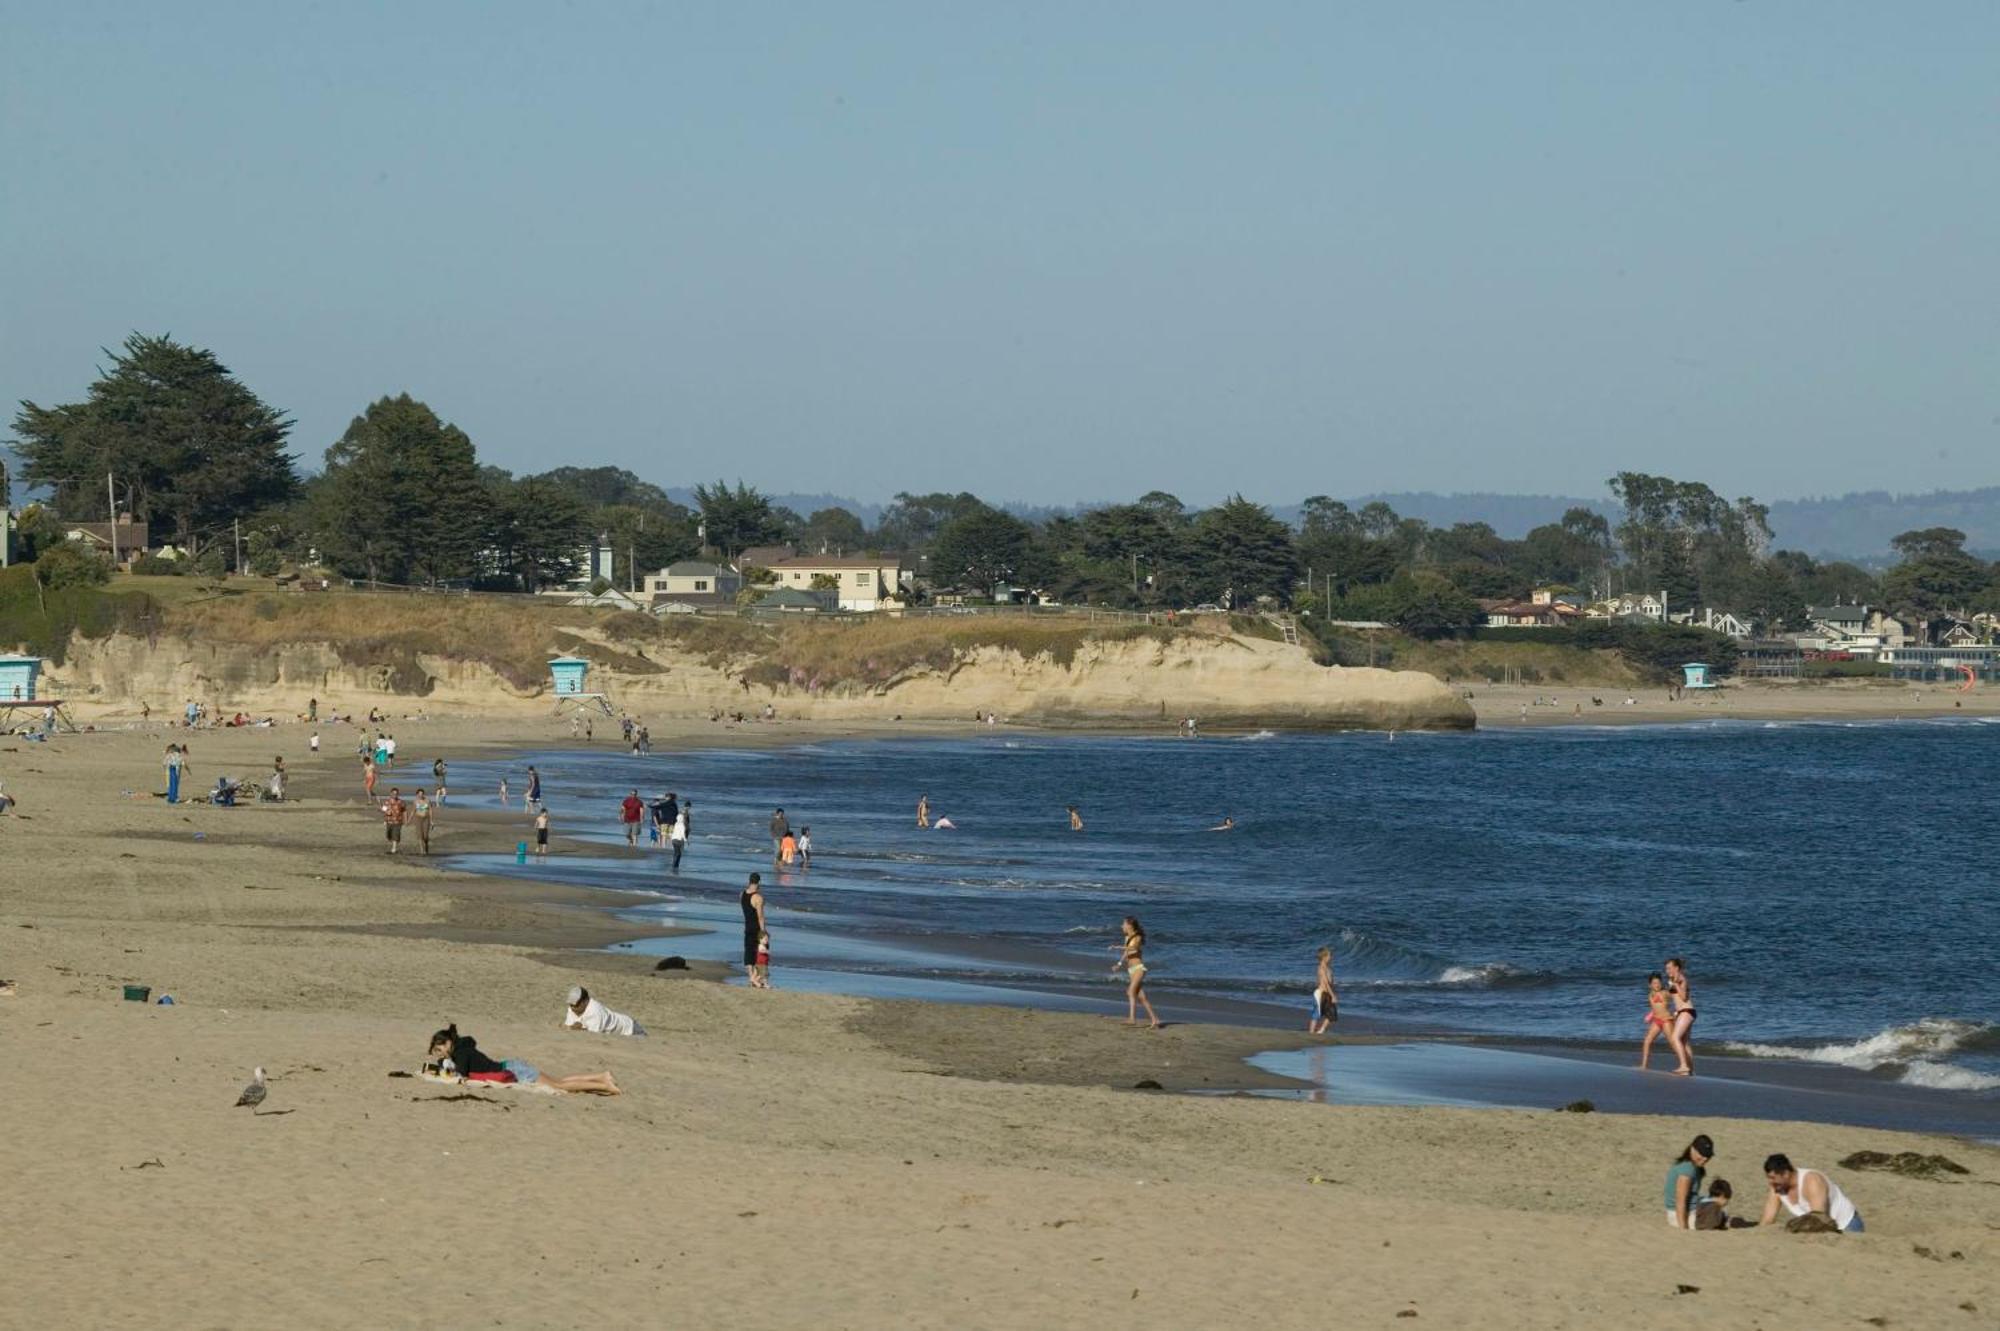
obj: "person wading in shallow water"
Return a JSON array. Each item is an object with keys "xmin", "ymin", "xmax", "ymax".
[
  {"xmin": 740, "ymin": 873, "xmax": 767, "ymax": 980},
  {"xmin": 768, "ymin": 807, "xmax": 790, "ymax": 864}
]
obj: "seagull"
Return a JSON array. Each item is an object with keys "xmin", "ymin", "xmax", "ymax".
[{"xmin": 234, "ymin": 1067, "xmax": 268, "ymax": 1109}]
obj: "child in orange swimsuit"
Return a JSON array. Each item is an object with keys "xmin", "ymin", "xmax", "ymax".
[{"xmin": 1640, "ymin": 972, "xmax": 1671, "ymax": 1070}]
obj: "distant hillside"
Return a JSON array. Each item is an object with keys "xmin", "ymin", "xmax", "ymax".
[
  {"xmin": 1765, "ymin": 489, "xmax": 2000, "ymax": 562},
  {"xmin": 664, "ymin": 489, "xmax": 884, "ymax": 527},
  {"xmin": 1340, "ymin": 489, "xmax": 2000, "ymax": 562},
  {"xmin": 1346, "ymin": 492, "xmax": 1610, "ymax": 535}
]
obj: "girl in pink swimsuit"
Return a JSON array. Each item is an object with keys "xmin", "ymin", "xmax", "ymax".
[{"xmin": 1639, "ymin": 972, "xmax": 1671, "ymax": 1069}]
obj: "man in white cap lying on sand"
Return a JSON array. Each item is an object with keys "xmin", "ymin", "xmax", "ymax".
[{"xmin": 562, "ymin": 986, "xmax": 646, "ymax": 1037}]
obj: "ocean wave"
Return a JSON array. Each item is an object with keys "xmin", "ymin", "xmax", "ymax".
[
  {"xmin": 1326, "ymin": 929, "xmax": 1556, "ymax": 989},
  {"xmin": 1236, "ymin": 729, "xmax": 1279, "ymax": 741},
  {"xmin": 1438, "ymin": 962, "xmax": 1539, "ymax": 987},
  {"xmin": 1897, "ymin": 1061, "xmax": 2000, "ymax": 1092},
  {"xmin": 1723, "ymin": 1018, "xmax": 2000, "ymax": 1088}
]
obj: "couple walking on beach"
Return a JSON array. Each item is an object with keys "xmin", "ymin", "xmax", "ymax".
[{"xmin": 378, "ymin": 787, "xmax": 435, "ymax": 855}]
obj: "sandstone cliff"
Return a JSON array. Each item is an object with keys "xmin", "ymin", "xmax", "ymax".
[{"xmin": 29, "ymin": 597, "xmax": 1472, "ymax": 731}]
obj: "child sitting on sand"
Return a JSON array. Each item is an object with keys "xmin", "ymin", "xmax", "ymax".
[
  {"xmin": 1640, "ymin": 972, "xmax": 1671, "ymax": 1069},
  {"xmin": 751, "ymin": 930, "xmax": 772, "ymax": 988},
  {"xmin": 1693, "ymin": 1179, "xmax": 1736, "ymax": 1230}
]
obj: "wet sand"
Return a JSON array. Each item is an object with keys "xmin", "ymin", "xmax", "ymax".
[
  {"xmin": 3, "ymin": 713, "xmax": 1998, "ymax": 1328},
  {"xmin": 1472, "ymin": 678, "xmax": 2000, "ymax": 727}
]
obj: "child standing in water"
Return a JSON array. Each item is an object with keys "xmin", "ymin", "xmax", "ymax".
[
  {"xmin": 1113, "ymin": 916, "xmax": 1161, "ymax": 1029},
  {"xmin": 533, "ymin": 807, "xmax": 550, "ymax": 860},
  {"xmin": 779, "ymin": 830, "xmax": 798, "ymax": 866},
  {"xmin": 750, "ymin": 929, "xmax": 773, "ymax": 988},
  {"xmin": 1309, "ymin": 946, "xmax": 1338, "ymax": 1035},
  {"xmin": 1640, "ymin": 971, "xmax": 1671, "ymax": 1069},
  {"xmin": 796, "ymin": 826, "xmax": 812, "ymax": 869}
]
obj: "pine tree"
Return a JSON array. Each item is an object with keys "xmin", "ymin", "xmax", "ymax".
[{"xmin": 316, "ymin": 395, "xmax": 487, "ymax": 584}]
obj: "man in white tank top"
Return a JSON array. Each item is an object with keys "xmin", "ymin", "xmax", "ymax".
[{"xmin": 1758, "ymin": 1154, "xmax": 1862, "ymax": 1232}]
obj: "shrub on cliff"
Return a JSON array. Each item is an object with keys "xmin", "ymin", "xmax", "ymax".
[
  {"xmin": 0, "ymin": 563, "xmax": 159, "ymax": 664},
  {"xmin": 33, "ymin": 543, "xmax": 112, "ymax": 591}
]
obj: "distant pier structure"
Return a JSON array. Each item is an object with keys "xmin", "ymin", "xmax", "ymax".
[{"xmin": 549, "ymin": 654, "xmax": 613, "ymax": 717}]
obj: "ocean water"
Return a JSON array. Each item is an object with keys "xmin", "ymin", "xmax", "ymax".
[{"xmin": 448, "ymin": 719, "xmax": 2000, "ymax": 1093}]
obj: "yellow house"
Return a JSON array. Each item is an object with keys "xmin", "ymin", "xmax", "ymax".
[{"xmin": 765, "ymin": 556, "xmax": 903, "ymax": 612}]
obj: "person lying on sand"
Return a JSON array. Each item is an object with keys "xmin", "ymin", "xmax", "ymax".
[
  {"xmin": 563, "ymin": 986, "xmax": 645, "ymax": 1036},
  {"xmin": 427, "ymin": 1024, "xmax": 619, "ymax": 1095}
]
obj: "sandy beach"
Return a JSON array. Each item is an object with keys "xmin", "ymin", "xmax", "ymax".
[
  {"xmin": 1471, "ymin": 677, "xmax": 2000, "ymax": 728},
  {"xmin": 3, "ymin": 715, "xmax": 1998, "ymax": 1329}
]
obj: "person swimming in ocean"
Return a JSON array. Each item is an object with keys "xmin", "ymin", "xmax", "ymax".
[
  {"xmin": 1113, "ymin": 916, "xmax": 1161, "ymax": 1029},
  {"xmin": 1067, "ymin": 805, "xmax": 1083, "ymax": 832},
  {"xmin": 1208, "ymin": 817, "xmax": 1235, "ymax": 832},
  {"xmin": 916, "ymin": 793, "xmax": 930, "ymax": 829}
]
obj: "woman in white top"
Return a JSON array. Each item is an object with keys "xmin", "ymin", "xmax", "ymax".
[
  {"xmin": 562, "ymin": 986, "xmax": 645, "ymax": 1037},
  {"xmin": 670, "ymin": 806, "xmax": 689, "ymax": 871},
  {"xmin": 1758, "ymin": 1154, "xmax": 1861, "ymax": 1232}
]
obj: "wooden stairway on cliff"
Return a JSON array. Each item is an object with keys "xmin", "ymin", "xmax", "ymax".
[{"xmin": 1265, "ymin": 614, "xmax": 1300, "ymax": 647}]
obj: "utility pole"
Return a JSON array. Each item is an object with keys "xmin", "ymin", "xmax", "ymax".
[
  {"xmin": 107, "ymin": 472, "xmax": 119, "ymax": 565},
  {"xmin": 235, "ymin": 518, "xmax": 244, "ymax": 575}
]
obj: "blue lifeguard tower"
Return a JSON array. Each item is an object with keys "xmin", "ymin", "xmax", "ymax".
[
  {"xmin": 0, "ymin": 654, "xmax": 69, "ymax": 733},
  {"xmin": 548, "ymin": 654, "xmax": 613, "ymax": 717},
  {"xmin": 1681, "ymin": 662, "xmax": 1717, "ymax": 690},
  {"xmin": 0, "ymin": 654, "xmax": 40, "ymax": 703}
]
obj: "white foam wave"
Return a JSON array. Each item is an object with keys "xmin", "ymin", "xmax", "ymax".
[
  {"xmin": 1438, "ymin": 962, "xmax": 1530, "ymax": 987},
  {"xmin": 1897, "ymin": 1061, "xmax": 2000, "ymax": 1092},
  {"xmin": 1236, "ymin": 729, "xmax": 1278, "ymax": 741},
  {"xmin": 1723, "ymin": 1018, "xmax": 1999, "ymax": 1086}
]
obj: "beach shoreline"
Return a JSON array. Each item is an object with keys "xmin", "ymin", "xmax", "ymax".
[
  {"xmin": 5, "ymin": 714, "xmax": 1999, "ymax": 1327},
  {"xmin": 1468, "ymin": 677, "xmax": 2000, "ymax": 728}
]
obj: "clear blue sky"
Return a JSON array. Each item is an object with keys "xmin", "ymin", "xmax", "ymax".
[{"xmin": 5, "ymin": 2, "xmax": 1996, "ymax": 507}]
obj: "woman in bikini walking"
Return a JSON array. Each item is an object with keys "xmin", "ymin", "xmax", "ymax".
[
  {"xmin": 1113, "ymin": 916, "xmax": 1161, "ymax": 1029},
  {"xmin": 1665, "ymin": 956, "xmax": 1697, "ymax": 1076}
]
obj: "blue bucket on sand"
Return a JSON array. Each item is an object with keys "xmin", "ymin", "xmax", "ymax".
[{"xmin": 516, "ymin": 842, "xmax": 528, "ymax": 864}]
